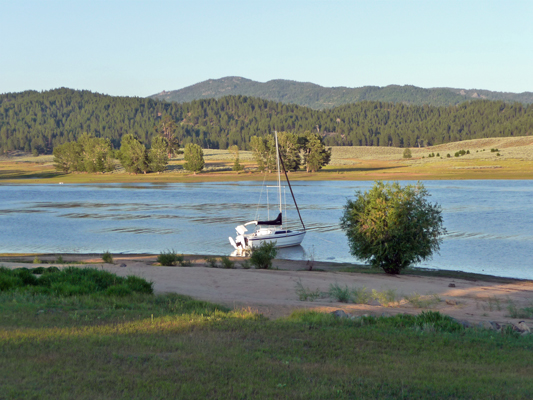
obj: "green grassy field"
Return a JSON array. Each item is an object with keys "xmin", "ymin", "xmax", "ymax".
[
  {"xmin": 1, "ymin": 137, "xmax": 533, "ymax": 184},
  {"xmin": 1, "ymin": 267, "xmax": 533, "ymax": 399}
]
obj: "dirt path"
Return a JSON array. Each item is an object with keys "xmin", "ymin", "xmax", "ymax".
[{"xmin": 2, "ymin": 254, "xmax": 532, "ymax": 326}]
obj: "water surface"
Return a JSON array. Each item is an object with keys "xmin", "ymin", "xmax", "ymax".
[{"xmin": 0, "ymin": 180, "xmax": 531, "ymax": 279}]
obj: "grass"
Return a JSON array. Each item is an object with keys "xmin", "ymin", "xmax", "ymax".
[
  {"xmin": 404, "ymin": 292, "xmax": 442, "ymax": 309},
  {"xmin": 1, "ymin": 281, "xmax": 533, "ymax": 399},
  {"xmin": 0, "ymin": 266, "xmax": 153, "ymax": 296},
  {"xmin": 507, "ymin": 300, "xmax": 533, "ymax": 319},
  {"xmin": 2, "ymin": 136, "xmax": 533, "ymax": 184},
  {"xmin": 295, "ymin": 280, "xmax": 322, "ymax": 301}
]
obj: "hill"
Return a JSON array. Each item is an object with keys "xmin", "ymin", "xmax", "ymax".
[
  {"xmin": 1, "ymin": 88, "xmax": 533, "ymax": 154},
  {"xmin": 150, "ymin": 77, "xmax": 533, "ymax": 109}
]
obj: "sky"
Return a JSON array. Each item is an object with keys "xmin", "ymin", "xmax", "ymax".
[{"xmin": 1, "ymin": 0, "xmax": 532, "ymax": 97}]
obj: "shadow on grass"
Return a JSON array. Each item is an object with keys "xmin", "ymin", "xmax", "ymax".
[
  {"xmin": 0, "ymin": 169, "xmax": 65, "ymax": 180},
  {"xmin": 324, "ymin": 165, "xmax": 403, "ymax": 173}
]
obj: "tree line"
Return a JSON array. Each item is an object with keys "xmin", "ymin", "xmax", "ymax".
[
  {"xmin": 52, "ymin": 125, "xmax": 331, "ymax": 175},
  {"xmin": 1, "ymin": 88, "xmax": 532, "ymax": 155}
]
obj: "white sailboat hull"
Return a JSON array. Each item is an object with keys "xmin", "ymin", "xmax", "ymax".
[{"xmin": 247, "ymin": 230, "xmax": 306, "ymax": 249}]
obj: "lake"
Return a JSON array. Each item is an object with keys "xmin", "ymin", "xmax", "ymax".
[{"xmin": 0, "ymin": 180, "xmax": 531, "ymax": 279}]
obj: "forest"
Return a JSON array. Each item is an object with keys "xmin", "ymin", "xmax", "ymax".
[{"xmin": 1, "ymin": 88, "xmax": 532, "ymax": 154}]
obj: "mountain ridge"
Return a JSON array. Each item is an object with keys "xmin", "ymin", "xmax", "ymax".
[{"xmin": 150, "ymin": 77, "xmax": 533, "ymax": 109}]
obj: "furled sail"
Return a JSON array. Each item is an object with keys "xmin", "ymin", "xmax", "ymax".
[{"xmin": 257, "ymin": 212, "xmax": 282, "ymax": 226}]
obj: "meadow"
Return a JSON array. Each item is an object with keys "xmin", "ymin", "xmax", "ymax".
[
  {"xmin": 1, "ymin": 266, "xmax": 533, "ymax": 399},
  {"xmin": 1, "ymin": 137, "xmax": 533, "ymax": 184}
]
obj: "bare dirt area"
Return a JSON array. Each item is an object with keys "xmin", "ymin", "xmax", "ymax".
[{"xmin": 2, "ymin": 254, "xmax": 532, "ymax": 328}]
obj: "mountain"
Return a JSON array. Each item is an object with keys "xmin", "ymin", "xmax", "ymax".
[{"xmin": 150, "ymin": 77, "xmax": 533, "ymax": 109}]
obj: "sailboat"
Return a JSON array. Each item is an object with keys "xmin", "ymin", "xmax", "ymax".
[{"xmin": 229, "ymin": 131, "xmax": 306, "ymax": 252}]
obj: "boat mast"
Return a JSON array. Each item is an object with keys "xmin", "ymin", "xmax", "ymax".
[{"xmin": 274, "ymin": 131, "xmax": 282, "ymax": 214}]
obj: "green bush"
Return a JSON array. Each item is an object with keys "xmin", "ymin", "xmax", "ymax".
[
  {"xmin": 102, "ymin": 251, "xmax": 113, "ymax": 264},
  {"xmin": 402, "ymin": 148, "xmax": 412, "ymax": 158},
  {"xmin": 205, "ymin": 257, "xmax": 219, "ymax": 268},
  {"xmin": 0, "ymin": 266, "xmax": 153, "ymax": 296},
  {"xmin": 55, "ymin": 255, "xmax": 64, "ymax": 264},
  {"xmin": 295, "ymin": 280, "xmax": 321, "ymax": 301},
  {"xmin": 250, "ymin": 241, "xmax": 277, "ymax": 269},
  {"xmin": 340, "ymin": 181, "xmax": 446, "ymax": 274},
  {"xmin": 157, "ymin": 250, "xmax": 181, "ymax": 266},
  {"xmin": 351, "ymin": 286, "xmax": 372, "ymax": 304},
  {"xmin": 372, "ymin": 288, "xmax": 398, "ymax": 306},
  {"xmin": 240, "ymin": 259, "xmax": 251, "ymax": 269},
  {"xmin": 329, "ymin": 283, "xmax": 351, "ymax": 303},
  {"xmin": 105, "ymin": 284, "xmax": 133, "ymax": 297},
  {"xmin": 220, "ymin": 256, "xmax": 235, "ymax": 269},
  {"xmin": 33, "ymin": 256, "xmax": 42, "ymax": 264}
]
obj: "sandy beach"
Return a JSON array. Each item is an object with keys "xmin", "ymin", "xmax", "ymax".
[{"xmin": 2, "ymin": 254, "xmax": 532, "ymax": 327}]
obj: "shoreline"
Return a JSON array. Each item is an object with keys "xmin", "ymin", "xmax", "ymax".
[{"xmin": 2, "ymin": 253, "xmax": 532, "ymax": 325}]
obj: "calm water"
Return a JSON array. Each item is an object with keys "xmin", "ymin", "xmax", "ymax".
[{"xmin": 0, "ymin": 181, "xmax": 531, "ymax": 279}]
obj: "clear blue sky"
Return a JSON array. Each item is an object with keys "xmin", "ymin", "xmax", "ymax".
[{"xmin": 1, "ymin": 0, "xmax": 532, "ymax": 97}]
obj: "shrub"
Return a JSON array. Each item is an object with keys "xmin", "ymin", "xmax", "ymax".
[
  {"xmin": 447, "ymin": 153, "xmax": 451, "ymax": 158},
  {"xmin": 404, "ymin": 292, "xmax": 441, "ymax": 308},
  {"xmin": 402, "ymin": 148, "xmax": 412, "ymax": 158},
  {"xmin": 372, "ymin": 288, "xmax": 398, "ymax": 306},
  {"xmin": 124, "ymin": 275, "xmax": 153, "ymax": 294},
  {"xmin": 340, "ymin": 181, "xmax": 446, "ymax": 274},
  {"xmin": 205, "ymin": 257, "xmax": 219, "ymax": 268},
  {"xmin": 240, "ymin": 259, "xmax": 251, "ymax": 269},
  {"xmin": 351, "ymin": 286, "xmax": 372, "ymax": 304},
  {"xmin": 102, "ymin": 251, "xmax": 113, "ymax": 264},
  {"xmin": 220, "ymin": 256, "xmax": 235, "ymax": 269},
  {"xmin": 0, "ymin": 267, "xmax": 153, "ymax": 296},
  {"xmin": 295, "ymin": 280, "xmax": 321, "ymax": 301},
  {"xmin": 33, "ymin": 256, "xmax": 42, "ymax": 264},
  {"xmin": 329, "ymin": 283, "xmax": 351, "ymax": 303},
  {"xmin": 55, "ymin": 255, "xmax": 64, "ymax": 264},
  {"xmin": 436, "ymin": 153, "xmax": 440, "ymax": 156},
  {"xmin": 105, "ymin": 284, "xmax": 133, "ymax": 297},
  {"xmin": 157, "ymin": 250, "xmax": 180, "ymax": 266},
  {"xmin": 250, "ymin": 241, "xmax": 277, "ymax": 269}
]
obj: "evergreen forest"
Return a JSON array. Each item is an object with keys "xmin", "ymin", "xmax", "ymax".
[{"xmin": 1, "ymin": 88, "xmax": 533, "ymax": 154}]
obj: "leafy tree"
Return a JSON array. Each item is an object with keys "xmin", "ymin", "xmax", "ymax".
[
  {"xmin": 277, "ymin": 131, "xmax": 301, "ymax": 171},
  {"xmin": 118, "ymin": 134, "xmax": 149, "ymax": 174},
  {"xmin": 250, "ymin": 136, "xmax": 272, "ymax": 172},
  {"xmin": 228, "ymin": 145, "xmax": 244, "ymax": 171},
  {"xmin": 78, "ymin": 133, "xmax": 114, "ymax": 173},
  {"xmin": 183, "ymin": 143, "xmax": 205, "ymax": 173},
  {"xmin": 155, "ymin": 115, "xmax": 180, "ymax": 158},
  {"xmin": 403, "ymin": 148, "xmax": 412, "ymax": 158},
  {"xmin": 148, "ymin": 136, "xmax": 169, "ymax": 173},
  {"xmin": 340, "ymin": 181, "xmax": 446, "ymax": 275},
  {"xmin": 301, "ymin": 133, "xmax": 331, "ymax": 172},
  {"xmin": 53, "ymin": 141, "xmax": 82, "ymax": 173}
]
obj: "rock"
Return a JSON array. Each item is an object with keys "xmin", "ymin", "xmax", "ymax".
[
  {"xmin": 453, "ymin": 319, "xmax": 471, "ymax": 328},
  {"xmin": 517, "ymin": 321, "xmax": 531, "ymax": 333},
  {"xmin": 448, "ymin": 283, "xmax": 456, "ymax": 287},
  {"xmin": 489, "ymin": 321, "xmax": 501, "ymax": 331},
  {"xmin": 120, "ymin": 263, "xmax": 127, "ymax": 268},
  {"xmin": 331, "ymin": 310, "xmax": 349, "ymax": 319},
  {"xmin": 445, "ymin": 299, "xmax": 457, "ymax": 306}
]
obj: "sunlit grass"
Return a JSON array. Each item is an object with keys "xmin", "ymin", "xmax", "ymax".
[{"xmin": 1, "ymin": 285, "xmax": 533, "ymax": 399}]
